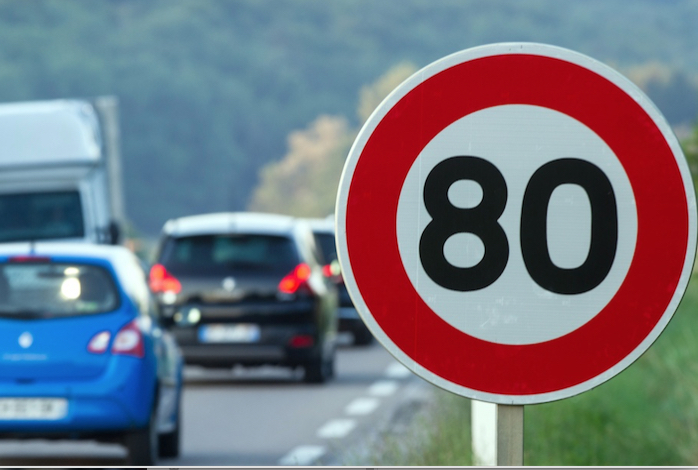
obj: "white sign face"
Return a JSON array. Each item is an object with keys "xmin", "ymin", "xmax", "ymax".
[
  {"xmin": 336, "ymin": 43, "xmax": 697, "ymax": 404},
  {"xmin": 396, "ymin": 104, "xmax": 637, "ymax": 345}
]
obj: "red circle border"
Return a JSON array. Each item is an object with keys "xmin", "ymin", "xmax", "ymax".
[{"xmin": 345, "ymin": 53, "xmax": 690, "ymax": 396}]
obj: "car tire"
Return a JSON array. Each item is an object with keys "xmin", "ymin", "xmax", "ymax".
[
  {"xmin": 158, "ymin": 392, "xmax": 181, "ymax": 458},
  {"xmin": 124, "ymin": 407, "xmax": 159, "ymax": 465},
  {"xmin": 325, "ymin": 345, "xmax": 336, "ymax": 379},
  {"xmin": 303, "ymin": 348, "xmax": 334, "ymax": 384},
  {"xmin": 353, "ymin": 327, "xmax": 373, "ymax": 346}
]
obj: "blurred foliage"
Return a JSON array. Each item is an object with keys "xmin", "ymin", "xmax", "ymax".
[
  {"xmin": 681, "ymin": 125, "xmax": 698, "ymax": 189},
  {"xmin": 248, "ymin": 115, "xmax": 352, "ymax": 217},
  {"xmin": 1, "ymin": 1, "xmax": 698, "ymax": 232},
  {"xmin": 354, "ymin": 276, "xmax": 698, "ymax": 466},
  {"xmin": 625, "ymin": 62, "xmax": 698, "ymax": 127},
  {"xmin": 357, "ymin": 62, "xmax": 418, "ymax": 123},
  {"xmin": 248, "ymin": 62, "xmax": 417, "ymax": 217}
]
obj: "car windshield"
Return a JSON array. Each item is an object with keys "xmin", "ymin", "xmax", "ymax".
[
  {"xmin": 160, "ymin": 234, "xmax": 299, "ymax": 276},
  {"xmin": 0, "ymin": 262, "xmax": 119, "ymax": 318},
  {"xmin": 0, "ymin": 191, "xmax": 85, "ymax": 242},
  {"xmin": 313, "ymin": 232, "xmax": 337, "ymax": 263}
]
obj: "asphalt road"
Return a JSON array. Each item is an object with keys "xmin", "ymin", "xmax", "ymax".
[{"xmin": 0, "ymin": 336, "xmax": 433, "ymax": 466}]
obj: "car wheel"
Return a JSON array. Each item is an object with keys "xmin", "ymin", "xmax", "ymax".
[
  {"xmin": 158, "ymin": 392, "xmax": 182, "ymax": 458},
  {"xmin": 353, "ymin": 327, "xmax": 373, "ymax": 346},
  {"xmin": 303, "ymin": 349, "xmax": 334, "ymax": 384},
  {"xmin": 124, "ymin": 407, "xmax": 159, "ymax": 465},
  {"xmin": 327, "ymin": 350, "xmax": 336, "ymax": 378}
]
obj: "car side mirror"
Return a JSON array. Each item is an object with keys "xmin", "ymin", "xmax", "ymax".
[{"xmin": 109, "ymin": 221, "xmax": 121, "ymax": 245}]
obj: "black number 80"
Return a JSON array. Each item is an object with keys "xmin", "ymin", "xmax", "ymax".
[{"xmin": 419, "ymin": 156, "xmax": 618, "ymax": 294}]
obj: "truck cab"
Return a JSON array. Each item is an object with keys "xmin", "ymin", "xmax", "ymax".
[{"xmin": 0, "ymin": 99, "xmax": 123, "ymax": 244}]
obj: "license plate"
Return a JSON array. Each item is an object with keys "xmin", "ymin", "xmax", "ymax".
[
  {"xmin": 0, "ymin": 398, "xmax": 68, "ymax": 420},
  {"xmin": 198, "ymin": 324, "xmax": 261, "ymax": 343}
]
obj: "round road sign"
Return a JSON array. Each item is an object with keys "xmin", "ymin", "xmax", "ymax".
[{"xmin": 335, "ymin": 43, "xmax": 697, "ymax": 404}]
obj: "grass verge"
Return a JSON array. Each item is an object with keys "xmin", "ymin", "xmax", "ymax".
[{"xmin": 355, "ymin": 274, "xmax": 698, "ymax": 466}]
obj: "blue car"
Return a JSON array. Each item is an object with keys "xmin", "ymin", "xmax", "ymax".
[{"xmin": 0, "ymin": 242, "xmax": 183, "ymax": 465}]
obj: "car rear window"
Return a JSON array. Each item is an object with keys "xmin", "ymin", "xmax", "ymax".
[
  {"xmin": 313, "ymin": 232, "xmax": 337, "ymax": 263},
  {"xmin": 0, "ymin": 262, "xmax": 119, "ymax": 318},
  {"xmin": 160, "ymin": 234, "xmax": 300, "ymax": 276},
  {"xmin": 0, "ymin": 191, "xmax": 85, "ymax": 242}
]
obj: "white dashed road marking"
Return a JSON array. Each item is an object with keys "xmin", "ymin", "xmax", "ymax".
[
  {"xmin": 278, "ymin": 445, "xmax": 326, "ymax": 465},
  {"xmin": 368, "ymin": 379, "xmax": 400, "ymax": 396},
  {"xmin": 385, "ymin": 361, "xmax": 412, "ymax": 378},
  {"xmin": 345, "ymin": 396, "xmax": 381, "ymax": 415},
  {"xmin": 277, "ymin": 361, "xmax": 413, "ymax": 465},
  {"xmin": 316, "ymin": 418, "xmax": 357, "ymax": 438}
]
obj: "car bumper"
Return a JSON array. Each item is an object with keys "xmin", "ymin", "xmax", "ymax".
[
  {"xmin": 171, "ymin": 322, "xmax": 322, "ymax": 367},
  {"xmin": 0, "ymin": 356, "xmax": 156, "ymax": 437}
]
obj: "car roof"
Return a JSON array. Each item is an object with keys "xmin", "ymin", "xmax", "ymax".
[
  {"xmin": 0, "ymin": 241, "xmax": 135, "ymax": 263},
  {"xmin": 162, "ymin": 212, "xmax": 298, "ymax": 237},
  {"xmin": 302, "ymin": 215, "xmax": 335, "ymax": 234}
]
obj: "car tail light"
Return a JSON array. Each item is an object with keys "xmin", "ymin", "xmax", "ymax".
[
  {"xmin": 87, "ymin": 331, "xmax": 111, "ymax": 354},
  {"xmin": 322, "ymin": 261, "xmax": 343, "ymax": 284},
  {"xmin": 289, "ymin": 334, "xmax": 315, "ymax": 348},
  {"xmin": 9, "ymin": 256, "xmax": 52, "ymax": 263},
  {"xmin": 149, "ymin": 263, "xmax": 182, "ymax": 293},
  {"xmin": 112, "ymin": 320, "xmax": 144, "ymax": 358},
  {"xmin": 278, "ymin": 263, "xmax": 312, "ymax": 294}
]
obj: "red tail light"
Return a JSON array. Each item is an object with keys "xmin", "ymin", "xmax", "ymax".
[
  {"xmin": 9, "ymin": 256, "xmax": 52, "ymax": 263},
  {"xmin": 112, "ymin": 320, "xmax": 145, "ymax": 358},
  {"xmin": 322, "ymin": 261, "xmax": 343, "ymax": 284},
  {"xmin": 149, "ymin": 263, "xmax": 182, "ymax": 293},
  {"xmin": 289, "ymin": 334, "xmax": 315, "ymax": 348},
  {"xmin": 278, "ymin": 263, "xmax": 312, "ymax": 294},
  {"xmin": 87, "ymin": 331, "xmax": 111, "ymax": 354}
]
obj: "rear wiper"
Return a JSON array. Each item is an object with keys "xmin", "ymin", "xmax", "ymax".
[{"xmin": 0, "ymin": 309, "xmax": 52, "ymax": 319}]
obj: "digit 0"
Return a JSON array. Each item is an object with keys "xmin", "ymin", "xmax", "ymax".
[
  {"xmin": 419, "ymin": 157, "xmax": 618, "ymax": 294},
  {"xmin": 521, "ymin": 158, "xmax": 618, "ymax": 294}
]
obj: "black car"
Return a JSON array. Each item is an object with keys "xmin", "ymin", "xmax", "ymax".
[
  {"xmin": 149, "ymin": 212, "xmax": 338, "ymax": 383},
  {"xmin": 307, "ymin": 217, "xmax": 373, "ymax": 345}
]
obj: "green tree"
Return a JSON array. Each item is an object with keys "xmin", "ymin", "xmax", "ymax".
[
  {"xmin": 247, "ymin": 62, "xmax": 417, "ymax": 217},
  {"xmin": 2, "ymin": 1, "xmax": 698, "ymax": 235},
  {"xmin": 248, "ymin": 114, "xmax": 352, "ymax": 217},
  {"xmin": 625, "ymin": 62, "xmax": 698, "ymax": 126},
  {"xmin": 681, "ymin": 123, "xmax": 698, "ymax": 188}
]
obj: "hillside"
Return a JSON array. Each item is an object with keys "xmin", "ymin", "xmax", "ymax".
[{"xmin": 0, "ymin": 0, "xmax": 696, "ymax": 233}]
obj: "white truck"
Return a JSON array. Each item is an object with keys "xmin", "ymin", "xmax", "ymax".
[{"xmin": 0, "ymin": 97, "xmax": 125, "ymax": 244}]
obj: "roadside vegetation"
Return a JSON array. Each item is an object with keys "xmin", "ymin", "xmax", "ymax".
[{"xmin": 349, "ymin": 273, "xmax": 698, "ymax": 466}]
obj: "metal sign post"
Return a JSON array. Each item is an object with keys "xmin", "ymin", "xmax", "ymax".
[{"xmin": 472, "ymin": 401, "xmax": 523, "ymax": 466}]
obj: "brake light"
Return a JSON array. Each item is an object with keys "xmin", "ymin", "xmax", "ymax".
[
  {"xmin": 9, "ymin": 256, "xmax": 51, "ymax": 263},
  {"xmin": 322, "ymin": 261, "xmax": 343, "ymax": 284},
  {"xmin": 149, "ymin": 263, "xmax": 182, "ymax": 293},
  {"xmin": 87, "ymin": 331, "xmax": 111, "ymax": 354},
  {"xmin": 112, "ymin": 320, "xmax": 144, "ymax": 358},
  {"xmin": 278, "ymin": 263, "xmax": 312, "ymax": 294},
  {"xmin": 322, "ymin": 264, "xmax": 333, "ymax": 277},
  {"xmin": 289, "ymin": 334, "xmax": 314, "ymax": 348}
]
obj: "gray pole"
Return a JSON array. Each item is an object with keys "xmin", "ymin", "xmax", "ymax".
[
  {"xmin": 496, "ymin": 404, "xmax": 524, "ymax": 466},
  {"xmin": 472, "ymin": 401, "xmax": 524, "ymax": 466}
]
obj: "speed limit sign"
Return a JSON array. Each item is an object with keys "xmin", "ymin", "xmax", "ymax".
[{"xmin": 335, "ymin": 43, "xmax": 697, "ymax": 404}]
